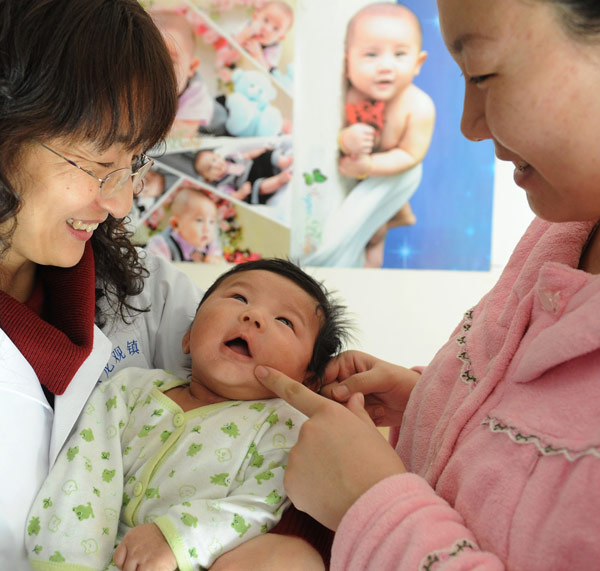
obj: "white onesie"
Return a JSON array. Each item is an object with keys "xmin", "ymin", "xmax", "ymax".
[{"xmin": 26, "ymin": 367, "xmax": 306, "ymax": 570}]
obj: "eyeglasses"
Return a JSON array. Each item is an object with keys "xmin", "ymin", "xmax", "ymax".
[{"xmin": 38, "ymin": 142, "xmax": 154, "ymax": 198}]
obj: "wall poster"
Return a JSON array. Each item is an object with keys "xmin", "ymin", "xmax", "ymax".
[{"xmin": 134, "ymin": 0, "xmax": 494, "ymax": 270}]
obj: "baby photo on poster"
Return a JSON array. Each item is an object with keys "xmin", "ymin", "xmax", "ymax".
[{"xmin": 293, "ymin": 0, "xmax": 495, "ymax": 270}]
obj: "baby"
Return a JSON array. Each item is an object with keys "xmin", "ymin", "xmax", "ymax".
[
  {"xmin": 128, "ymin": 168, "xmax": 167, "ymax": 229},
  {"xmin": 26, "ymin": 259, "xmax": 350, "ymax": 570},
  {"xmin": 339, "ymin": 2, "xmax": 435, "ymax": 266},
  {"xmin": 234, "ymin": 1, "xmax": 294, "ymax": 72},
  {"xmin": 151, "ymin": 9, "xmax": 226, "ymax": 138},
  {"xmin": 146, "ymin": 185, "xmax": 223, "ymax": 263},
  {"xmin": 194, "ymin": 146, "xmax": 292, "ymax": 205}
]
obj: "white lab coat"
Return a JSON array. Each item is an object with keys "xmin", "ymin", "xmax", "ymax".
[{"xmin": 0, "ymin": 252, "xmax": 203, "ymax": 570}]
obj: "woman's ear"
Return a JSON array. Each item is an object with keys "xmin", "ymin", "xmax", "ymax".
[{"xmin": 182, "ymin": 329, "xmax": 191, "ymax": 354}]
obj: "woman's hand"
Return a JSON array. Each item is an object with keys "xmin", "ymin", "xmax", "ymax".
[
  {"xmin": 255, "ymin": 365, "xmax": 406, "ymax": 531},
  {"xmin": 321, "ymin": 350, "xmax": 420, "ymax": 427}
]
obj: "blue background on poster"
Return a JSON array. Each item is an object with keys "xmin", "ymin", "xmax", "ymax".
[{"xmin": 383, "ymin": 0, "xmax": 495, "ymax": 270}]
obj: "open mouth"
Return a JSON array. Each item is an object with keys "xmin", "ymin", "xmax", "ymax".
[
  {"xmin": 67, "ymin": 218, "xmax": 99, "ymax": 232},
  {"xmin": 225, "ymin": 337, "xmax": 251, "ymax": 357}
]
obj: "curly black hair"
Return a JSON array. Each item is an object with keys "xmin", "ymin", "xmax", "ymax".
[{"xmin": 0, "ymin": 0, "xmax": 178, "ymax": 324}]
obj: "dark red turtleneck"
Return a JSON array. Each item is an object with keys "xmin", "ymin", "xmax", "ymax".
[{"xmin": 0, "ymin": 241, "xmax": 95, "ymax": 395}]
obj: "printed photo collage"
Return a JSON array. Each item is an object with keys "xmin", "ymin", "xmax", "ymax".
[
  {"xmin": 134, "ymin": 0, "xmax": 495, "ymax": 270},
  {"xmin": 135, "ymin": 0, "xmax": 295, "ymax": 264}
]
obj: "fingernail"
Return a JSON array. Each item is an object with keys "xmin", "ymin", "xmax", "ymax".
[
  {"xmin": 333, "ymin": 384, "xmax": 350, "ymax": 400},
  {"xmin": 255, "ymin": 365, "xmax": 268, "ymax": 379}
]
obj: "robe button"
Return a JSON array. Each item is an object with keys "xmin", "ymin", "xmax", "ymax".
[{"xmin": 540, "ymin": 289, "xmax": 561, "ymax": 314}]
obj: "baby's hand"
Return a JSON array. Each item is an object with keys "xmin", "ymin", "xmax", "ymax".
[
  {"xmin": 235, "ymin": 18, "xmax": 262, "ymax": 44},
  {"xmin": 339, "ymin": 124, "xmax": 375, "ymax": 156},
  {"xmin": 246, "ymin": 17, "xmax": 263, "ymax": 38},
  {"xmin": 339, "ymin": 153, "xmax": 372, "ymax": 179},
  {"xmin": 232, "ymin": 181, "xmax": 252, "ymax": 201},
  {"xmin": 113, "ymin": 523, "xmax": 177, "ymax": 571},
  {"xmin": 243, "ymin": 38, "xmax": 264, "ymax": 59}
]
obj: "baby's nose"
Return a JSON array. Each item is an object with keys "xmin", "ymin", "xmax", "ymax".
[{"xmin": 242, "ymin": 310, "xmax": 264, "ymax": 329}]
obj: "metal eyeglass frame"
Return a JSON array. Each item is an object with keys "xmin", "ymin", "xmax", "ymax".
[{"xmin": 37, "ymin": 141, "xmax": 154, "ymax": 198}]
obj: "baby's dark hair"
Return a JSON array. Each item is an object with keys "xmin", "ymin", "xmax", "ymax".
[{"xmin": 198, "ymin": 258, "xmax": 352, "ymax": 385}]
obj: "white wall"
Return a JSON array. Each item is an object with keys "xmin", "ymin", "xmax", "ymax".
[{"xmin": 176, "ymin": 158, "xmax": 534, "ymax": 368}]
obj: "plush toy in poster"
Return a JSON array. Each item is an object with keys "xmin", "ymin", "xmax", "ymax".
[
  {"xmin": 225, "ymin": 68, "xmax": 283, "ymax": 137},
  {"xmin": 271, "ymin": 62, "xmax": 294, "ymax": 92}
]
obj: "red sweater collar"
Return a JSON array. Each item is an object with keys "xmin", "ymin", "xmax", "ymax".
[{"xmin": 0, "ymin": 241, "xmax": 96, "ymax": 395}]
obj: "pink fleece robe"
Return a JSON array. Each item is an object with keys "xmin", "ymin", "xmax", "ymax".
[{"xmin": 332, "ymin": 218, "xmax": 600, "ymax": 570}]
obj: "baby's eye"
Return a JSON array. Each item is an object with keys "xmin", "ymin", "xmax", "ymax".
[
  {"xmin": 394, "ymin": 51, "xmax": 407, "ymax": 57},
  {"xmin": 276, "ymin": 316, "xmax": 293, "ymax": 329},
  {"xmin": 232, "ymin": 294, "xmax": 247, "ymax": 303}
]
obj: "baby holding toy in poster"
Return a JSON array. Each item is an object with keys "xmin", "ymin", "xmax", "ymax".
[{"xmin": 336, "ymin": 2, "xmax": 435, "ymax": 267}]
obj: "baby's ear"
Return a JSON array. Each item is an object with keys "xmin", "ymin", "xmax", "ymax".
[
  {"xmin": 414, "ymin": 50, "xmax": 428, "ymax": 75},
  {"xmin": 182, "ymin": 329, "xmax": 192, "ymax": 354},
  {"xmin": 302, "ymin": 372, "xmax": 321, "ymax": 392}
]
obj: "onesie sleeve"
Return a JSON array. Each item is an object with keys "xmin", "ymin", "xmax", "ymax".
[
  {"xmin": 152, "ymin": 402, "xmax": 306, "ymax": 571},
  {"xmin": 25, "ymin": 371, "xmax": 134, "ymax": 570}
]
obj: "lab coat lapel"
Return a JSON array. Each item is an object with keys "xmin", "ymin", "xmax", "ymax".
[{"xmin": 49, "ymin": 325, "xmax": 112, "ymax": 466}]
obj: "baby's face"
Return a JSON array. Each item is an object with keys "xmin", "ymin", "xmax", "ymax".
[
  {"xmin": 156, "ymin": 14, "xmax": 197, "ymax": 94},
  {"xmin": 346, "ymin": 12, "xmax": 425, "ymax": 101},
  {"xmin": 253, "ymin": 5, "xmax": 292, "ymax": 45},
  {"xmin": 172, "ymin": 192, "xmax": 217, "ymax": 248},
  {"xmin": 139, "ymin": 169, "xmax": 165, "ymax": 198},
  {"xmin": 195, "ymin": 151, "xmax": 228, "ymax": 182},
  {"xmin": 183, "ymin": 270, "xmax": 321, "ymax": 401}
]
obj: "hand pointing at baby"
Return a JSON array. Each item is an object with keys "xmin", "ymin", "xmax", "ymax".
[{"xmin": 254, "ymin": 364, "xmax": 406, "ymax": 531}]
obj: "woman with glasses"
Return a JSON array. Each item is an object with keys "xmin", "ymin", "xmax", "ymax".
[{"xmin": 0, "ymin": 1, "xmax": 325, "ymax": 569}]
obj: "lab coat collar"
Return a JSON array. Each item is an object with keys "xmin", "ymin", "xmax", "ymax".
[{"xmin": 49, "ymin": 325, "xmax": 112, "ymax": 466}]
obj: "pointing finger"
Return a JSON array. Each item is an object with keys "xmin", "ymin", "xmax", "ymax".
[{"xmin": 255, "ymin": 365, "xmax": 329, "ymax": 418}]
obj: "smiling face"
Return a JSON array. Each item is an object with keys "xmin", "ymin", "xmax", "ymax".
[
  {"xmin": 346, "ymin": 7, "xmax": 426, "ymax": 102},
  {"xmin": 438, "ymin": 0, "xmax": 600, "ymax": 222},
  {"xmin": 3, "ymin": 138, "xmax": 136, "ymax": 281},
  {"xmin": 182, "ymin": 269, "xmax": 322, "ymax": 401},
  {"xmin": 194, "ymin": 150, "xmax": 228, "ymax": 182}
]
